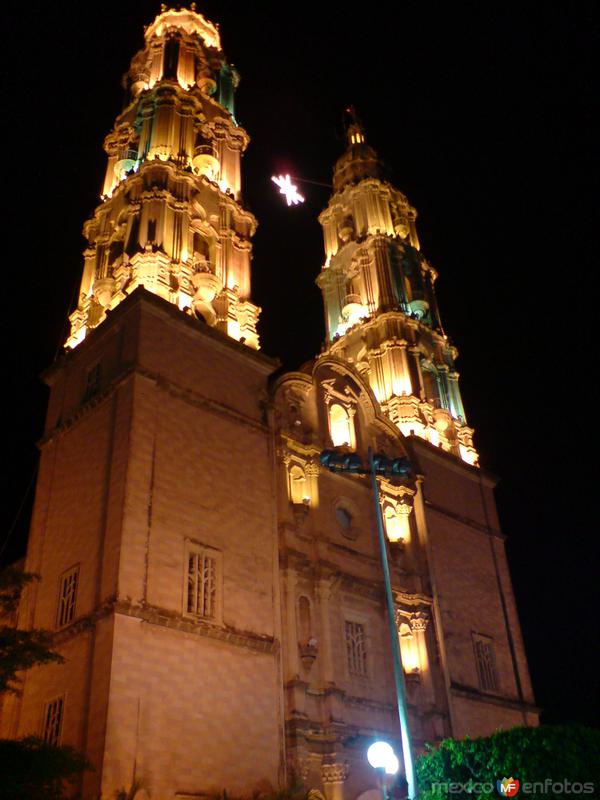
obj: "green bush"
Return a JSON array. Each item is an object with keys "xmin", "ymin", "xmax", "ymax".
[{"xmin": 416, "ymin": 725, "xmax": 600, "ymax": 799}]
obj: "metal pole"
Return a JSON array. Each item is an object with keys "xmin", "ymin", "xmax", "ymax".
[{"xmin": 368, "ymin": 447, "xmax": 417, "ymax": 799}]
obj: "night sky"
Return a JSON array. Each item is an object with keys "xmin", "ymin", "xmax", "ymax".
[{"xmin": 1, "ymin": 2, "xmax": 597, "ymax": 727}]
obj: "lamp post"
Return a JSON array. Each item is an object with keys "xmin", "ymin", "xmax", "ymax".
[{"xmin": 320, "ymin": 447, "xmax": 417, "ymax": 800}]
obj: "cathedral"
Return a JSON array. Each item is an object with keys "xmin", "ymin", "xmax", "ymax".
[{"xmin": 0, "ymin": 5, "xmax": 538, "ymax": 799}]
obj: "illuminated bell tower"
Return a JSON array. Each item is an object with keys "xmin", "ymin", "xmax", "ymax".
[
  {"xmin": 318, "ymin": 118, "xmax": 478, "ymax": 464},
  {"xmin": 67, "ymin": 4, "xmax": 260, "ymax": 349}
]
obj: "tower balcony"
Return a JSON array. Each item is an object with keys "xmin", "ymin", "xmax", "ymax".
[
  {"xmin": 407, "ymin": 298, "xmax": 429, "ymax": 321},
  {"xmin": 130, "ymin": 70, "xmax": 150, "ymax": 96},
  {"xmin": 115, "ymin": 148, "xmax": 139, "ymax": 182},
  {"xmin": 192, "ymin": 144, "xmax": 219, "ymax": 181},
  {"xmin": 341, "ymin": 294, "xmax": 367, "ymax": 326}
]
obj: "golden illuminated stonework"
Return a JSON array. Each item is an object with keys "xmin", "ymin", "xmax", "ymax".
[
  {"xmin": 67, "ymin": 5, "xmax": 260, "ymax": 350},
  {"xmin": 317, "ymin": 120, "xmax": 478, "ymax": 464},
  {"xmin": 1, "ymin": 10, "xmax": 540, "ymax": 799}
]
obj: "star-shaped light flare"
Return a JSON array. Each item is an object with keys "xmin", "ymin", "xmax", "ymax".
[{"xmin": 271, "ymin": 174, "xmax": 305, "ymax": 206}]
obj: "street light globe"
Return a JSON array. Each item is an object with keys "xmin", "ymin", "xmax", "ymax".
[
  {"xmin": 367, "ymin": 741, "xmax": 398, "ymax": 773},
  {"xmin": 385, "ymin": 754, "xmax": 399, "ymax": 775}
]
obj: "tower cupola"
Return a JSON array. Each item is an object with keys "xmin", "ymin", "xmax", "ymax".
[{"xmin": 333, "ymin": 110, "xmax": 382, "ymax": 191}]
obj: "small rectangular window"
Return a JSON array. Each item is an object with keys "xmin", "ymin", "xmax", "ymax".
[
  {"xmin": 345, "ymin": 620, "xmax": 368, "ymax": 677},
  {"xmin": 84, "ymin": 362, "xmax": 101, "ymax": 400},
  {"xmin": 472, "ymin": 633, "xmax": 499, "ymax": 692},
  {"xmin": 57, "ymin": 566, "xmax": 79, "ymax": 628},
  {"xmin": 185, "ymin": 545, "xmax": 220, "ymax": 622},
  {"xmin": 42, "ymin": 697, "xmax": 64, "ymax": 746}
]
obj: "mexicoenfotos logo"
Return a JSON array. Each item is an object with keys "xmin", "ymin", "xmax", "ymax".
[
  {"xmin": 497, "ymin": 777, "xmax": 520, "ymax": 797},
  {"xmin": 431, "ymin": 778, "xmax": 595, "ymax": 795}
]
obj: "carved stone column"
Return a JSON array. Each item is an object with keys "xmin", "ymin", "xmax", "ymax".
[
  {"xmin": 410, "ymin": 611, "xmax": 434, "ymax": 701},
  {"xmin": 321, "ymin": 759, "xmax": 350, "ymax": 800},
  {"xmin": 371, "ymin": 236, "xmax": 394, "ymax": 310},
  {"xmin": 316, "ymin": 577, "xmax": 335, "ymax": 686},
  {"xmin": 408, "ymin": 345, "xmax": 425, "ymax": 399},
  {"xmin": 306, "ymin": 459, "xmax": 320, "ymax": 508},
  {"xmin": 285, "ymin": 570, "xmax": 299, "ymax": 678},
  {"xmin": 399, "ymin": 340, "xmax": 413, "ymax": 395}
]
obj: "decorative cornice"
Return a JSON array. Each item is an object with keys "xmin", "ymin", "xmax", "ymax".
[
  {"xmin": 52, "ymin": 598, "xmax": 278, "ymax": 655},
  {"xmin": 449, "ymin": 681, "xmax": 540, "ymax": 714},
  {"xmin": 39, "ymin": 355, "xmax": 270, "ymax": 446},
  {"xmin": 115, "ymin": 599, "xmax": 278, "ymax": 653}
]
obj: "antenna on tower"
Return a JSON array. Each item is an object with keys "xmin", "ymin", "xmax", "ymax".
[{"xmin": 345, "ymin": 105, "xmax": 360, "ymax": 127}]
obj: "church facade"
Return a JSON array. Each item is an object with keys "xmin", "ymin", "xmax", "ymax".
[{"xmin": 0, "ymin": 6, "xmax": 538, "ymax": 799}]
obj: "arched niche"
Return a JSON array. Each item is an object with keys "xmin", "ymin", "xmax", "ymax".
[
  {"xmin": 329, "ymin": 402, "xmax": 355, "ymax": 448},
  {"xmin": 288, "ymin": 464, "xmax": 308, "ymax": 505},
  {"xmin": 297, "ymin": 595, "xmax": 313, "ymax": 644},
  {"xmin": 383, "ymin": 504, "xmax": 410, "ymax": 543}
]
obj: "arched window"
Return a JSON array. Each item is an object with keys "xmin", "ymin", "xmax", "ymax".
[
  {"xmin": 329, "ymin": 403, "xmax": 354, "ymax": 447},
  {"xmin": 289, "ymin": 465, "xmax": 307, "ymax": 505},
  {"xmin": 163, "ymin": 37, "xmax": 180, "ymax": 80}
]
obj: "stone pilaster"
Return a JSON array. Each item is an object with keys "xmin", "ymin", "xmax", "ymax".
[{"xmin": 321, "ymin": 759, "xmax": 350, "ymax": 800}]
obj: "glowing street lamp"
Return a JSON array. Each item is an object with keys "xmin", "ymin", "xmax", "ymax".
[
  {"xmin": 367, "ymin": 741, "xmax": 400, "ymax": 775},
  {"xmin": 271, "ymin": 174, "xmax": 305, "ymax": 206},
  {"xmin": 368, "ymin": 741, "xmax": 400, "ymax": 800}
]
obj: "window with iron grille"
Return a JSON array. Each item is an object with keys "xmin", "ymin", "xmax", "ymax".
[
  {"xmin": 42, "ymin": 697, "xmax": 64, "ymax": 746},
  {"xmin": 186, "ymin": 545, "xmax": 220, "ymax": 621},
  {"xmin": 57, "ymin": 566, "xmax": 79, "ymax": 628},
  {"xmin": 345, "ymin": 620, "xmax": 368, "ymax": 677},
  {"xmin": 472, "ymin": 633, "xmax": 499, "ymax": 691}
]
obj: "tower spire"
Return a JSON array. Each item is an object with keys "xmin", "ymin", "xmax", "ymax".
[
  {"xmin": 333, "ymin": 106, "xmax": 382, "ymax": 192},
  {"xmin": 343, "ymin": 105, "xmax": 364, "ymax": 142},
  {"xmin": 67, "ymin": 4, "xmax": 261, "ymax": 350},
  {"xmin": 317, "ymin": 115, "xmax": 477, "ymax": 464}
]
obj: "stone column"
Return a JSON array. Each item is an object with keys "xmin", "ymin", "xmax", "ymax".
[
  {"xmin": 409, "ymin": 345, "xmax": 425, "ymax": 399},
  {"xmin": 411, "ymin": 611, "xmax": 434, "ymax": 702},
  {"xmin": 316, "ymin": 577, "xmax": 335, "ymax": 686},
  {"xmin": 285, "ymin": 570, "xmax": 299, "ymax": 678},
  {"xmin": 447, "ymin": 371, "xmax": 466, "ymax": 422},
  {"xmin": 399, "ymin": 341, "xmax": 413, "ymax": 395},
  {"xmin": 306, "ymin": 459, "xmax": 320, "ymax": 508},
  {"xmin": 372, "ymin": 236, "xmax": 395, "ymax": 310},
  {"xmin": 321, "ymin": 759, "xmax": 350, "ymax": 800}
]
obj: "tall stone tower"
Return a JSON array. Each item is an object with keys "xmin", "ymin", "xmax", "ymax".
[
  {"xmin": 67, "ymin": 5, "xmax": 260, "ymax": 350},
  {"xmin": 272, "ymin": 116, "xmax": 538, "ymax": 798},
  {"xmin": 0, "ymin": 7, "xmax": 538, "ymax": 800},
  {"xmin": 1, "ymin": 7, "xmax": 282, "ymax": 799},
  {"xmin": 317, "ymin": 116, "xmax": 476, "ymax": 464}
]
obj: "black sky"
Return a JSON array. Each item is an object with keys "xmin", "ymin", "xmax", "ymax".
[{"xmin": 1, "ymin": 1, "xmax": 598, "ymax": 727}]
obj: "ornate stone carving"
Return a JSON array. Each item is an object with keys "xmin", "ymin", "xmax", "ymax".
[
  {"xmin": 299, "ymin": 640, "xmax": 318, "ymax": 670},
  {"xmin": 321, "ymin": 760, "xmax": 350, "ymax": 784},
  {"xmin": 410, "ymin": 611, "xmax": 429, "ymax": 633}
]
